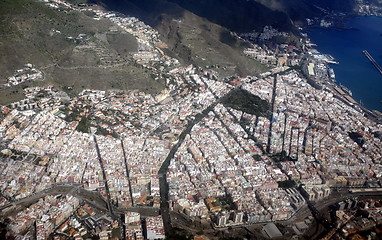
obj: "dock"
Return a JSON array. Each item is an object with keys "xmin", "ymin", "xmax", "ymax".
[{"xmin": 362, "ymin": 50, "xmax": 382, "ymax": 75}]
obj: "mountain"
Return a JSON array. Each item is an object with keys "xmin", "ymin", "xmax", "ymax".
[
  {"xmin": 96, "ymin": 0, "xmax": 382, "ymax": 31},
  {"xmin": 96, "ymin": 0, "xmax": 273, "ymax": 76},
  {"xmin": 0, "ymin": 0, "xmax": 272, "ymax": 105},
  {"xmin": 0, "ymin": 0, "xmax": 163, "ymax": 104},
  {"xmin": 95, "ymin": 0, "xmax": 297, "ymax": 33},
  {"xmin": 2, "ymin": 0, "xmax": 381, "ymax": 104}
]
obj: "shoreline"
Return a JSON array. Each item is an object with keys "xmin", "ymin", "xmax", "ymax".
[
  {"xmin": 304, "ymin": 16, "xmax": 382, "ymax": 117},
  {"xmin": 303, "ymin": 14, "xmax": 382, "ymax": 31}
]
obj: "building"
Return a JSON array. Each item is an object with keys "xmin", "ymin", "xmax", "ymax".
[
  {"xmin": 262, "ymin": 223, "xmax": 283, "ymax": 238},
  {"xmin": 146, "ymin": 216, "xmax": 165, "ymax": 240},
  {"xmin": 125, "ymin": 212, "xmax": 140, "ymax": 225},
  {"xmin": 306, "ymin": 63, "xmax": 315, "ymax": 77},
  {"xmin": 217, "ymin": 214, "xmax": 227, "ymax": 227},
  {"xmin": 233, "ymin": 212, "xmax": 244, "ymax": 224},
  {"xmin": 301, "ymin": 185, "xmax": 331, "ymax": 201}
]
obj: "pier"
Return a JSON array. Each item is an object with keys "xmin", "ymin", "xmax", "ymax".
[{"xmin": 362, "ymin": 50, "xmax": 382, "ymax": 75}]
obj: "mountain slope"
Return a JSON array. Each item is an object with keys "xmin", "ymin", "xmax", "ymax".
[
  {"xmin": 97, "ymin": 0, "xmax": 297, "ymax": 33},
  {"xmin": 0, "ymin": 0, "xmax": 162, "ymax": 104},
  {"xmin": 95, "ymin": 0, "xmax": 269, "ymax": 77},
  {"xmin": 156, "ymin": 11, "xmax": 268, "ymax": 77},
  {"xmin": 166, "ymin": 0, "xmax": 296, "ymax": 33}
]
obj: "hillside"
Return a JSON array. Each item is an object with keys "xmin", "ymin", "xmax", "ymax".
[
  {"xmin": 95, "ymin": 0, "xmax": 269, "ymax": 77},
  {"xmin": 96, "ymin": 0, "xmax": 297, "ymax": 33},
  {"xmin": 166, "ymin": 0, "xmax": 297, "ymax": 33},
  {"xmin": 166, "ymin": 0, "xmax": 382, "ymax": 29},
  {"xmin": 98, "ymin": 0, "xmax": 382, "ymax": 33},
  {"xmin": 2, "ymin": 0, "xmax": 378, "ymax": 106},
  {"xmin": 0, "ymin": 0, "xmax": 162, "ymax": 104},
  {"xmin": 0, "ymin": 0, "xmax": 271, "ymax": 105},
  {"xmin": 156, "ymin": 11, "xmax": 268, "ymax": 77}
]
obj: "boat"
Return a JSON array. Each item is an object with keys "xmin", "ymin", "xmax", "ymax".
[
  {"xmin": 326, "ymin": 60, "xmax": 340, "ymax": 65},
  {"xmin": 328, "ymin": 68, "xmax": 336, "ymax": 80}
]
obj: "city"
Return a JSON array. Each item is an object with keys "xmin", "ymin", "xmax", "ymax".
[{"xmin": 0, "ymin": 0, "xmax": 382, "ymax": 239}]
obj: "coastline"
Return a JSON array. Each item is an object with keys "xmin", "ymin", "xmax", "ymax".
[{"xmin": 305, "ymin": 15, "xmax": 382, "ymax": 115}]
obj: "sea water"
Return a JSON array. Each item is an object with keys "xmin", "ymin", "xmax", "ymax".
[{"xmin": 307, "ymin": 16, "xmax": 382, "ymax": 112}]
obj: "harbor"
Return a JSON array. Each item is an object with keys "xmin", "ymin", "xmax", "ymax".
[
  {"xmin": 362, "ymin": 50, "xmax": 382, "ymax": 75},
  {"xmin": 307, "ymin": 17, "xmax": 382, "ymax": 112}
]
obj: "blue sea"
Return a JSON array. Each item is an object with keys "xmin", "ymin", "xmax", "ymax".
[{"xmin": 307, "ymin": 16, "xmax": 382, "ymax": 112}]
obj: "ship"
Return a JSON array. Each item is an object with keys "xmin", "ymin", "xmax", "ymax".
[
  {"xmin": 326, "ymin": 60, "xmax": 340, "ymax": 65},
  {"xmin": 324, "ymin": 55, "xmax": 339, "ymax": 64},
  {"xmin": 328, "ymin": 68, "xmax": 336, "ymax": 80}
]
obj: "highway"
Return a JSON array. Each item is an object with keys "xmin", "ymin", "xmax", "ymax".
[
  {"xmin": 0, "ymin": 183, "xmax": 160, "ymax": 217},
  {"xmin": 0, "ymin": 184, "xmax": 107, "ymax": 213},
  {"xmin": 163, "ymin": 188, "xmax": 382, "ymax": 239}
]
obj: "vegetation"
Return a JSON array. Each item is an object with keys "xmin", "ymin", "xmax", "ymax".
[
  {"xmin": 253, "ymin": 154, "xmax": 263, "ymax": 161},
  {"xmin": 167, "ymin": 227, "xmax": 194, "ymax": 240},
  {"xmin": 76, "ymin": 116, "xmax": 91, "ymax": 133},
  {"xmin": 111, "ymin": 228, "xmax": 121, "ymax": 239},
  {"xmin": 277, "ymin": 179, "xmax": 299, "ymax": 189},
  {"xmin": 12, "ymin": 120, "xmax": 22, "ymax": 129},
  {"xmin": 222, "ymin": 89, "xmax": 270, "ymax": 117},
  {"xmin": 0, "ymin": 0, "xmax": 164, "ymax": 105},
  {"xmin": 157, "ymin": 11, "xmax": 268, "ymax": 77},
  {"xmin": 66, "ymin": 0, "xmax": 89, "ymax": 4},
  {"xmin": 98, "ymin": 0, "xmax": 268, "ymax": 77},
  {"xmin": 106, "ymin": 32, "xmax": 138, "ymax": 58},
  {"xmin": 216, "ymin": 195, "xmax": 237, "ymax": 211},
  {"xmin": 349, "ymin": 131, "xmax": 365, "ymax": 148}
]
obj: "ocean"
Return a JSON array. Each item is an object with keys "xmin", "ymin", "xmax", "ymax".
[{"xmin": 307, "ymin": 16, "xmax": 382, "ymax": 112}]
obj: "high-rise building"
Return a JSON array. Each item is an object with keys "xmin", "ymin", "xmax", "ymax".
[
  {"xmin": 234, "ymin": 212, "xmax": 244, "ymax": 224},
  {"xmin": 217, "ymin": 214, "xmax": 227, "ymax": 226}
]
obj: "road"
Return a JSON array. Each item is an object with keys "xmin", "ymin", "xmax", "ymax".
[
  {"xmin": 158, "ymin": 103, "xmax": 220, "ymax": 234},
  {"xmin": 0, "ymin": 184, "xmax": 105, "ymax": 213},
  {"xmin": 158, "ymin": 90, "xmax": 231, "ymax": 235}
]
